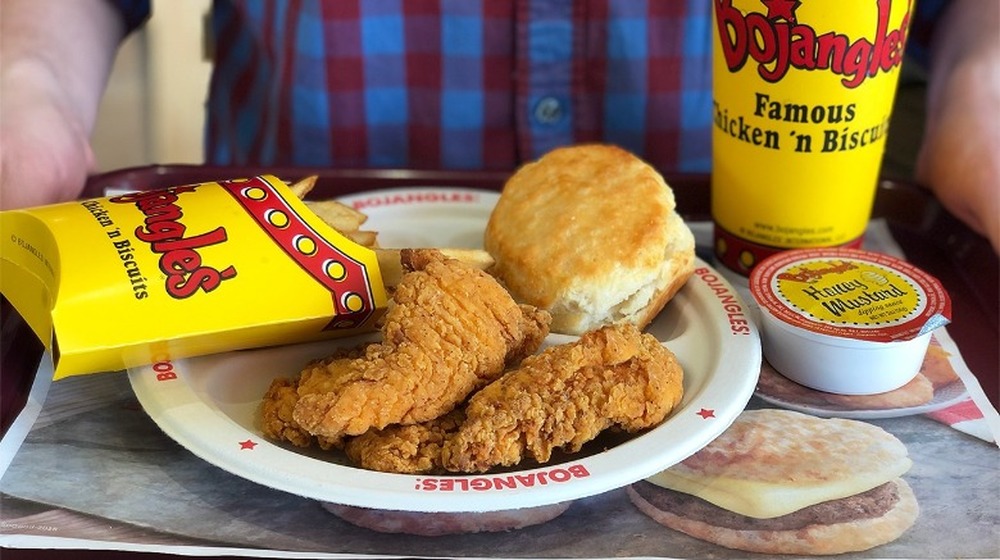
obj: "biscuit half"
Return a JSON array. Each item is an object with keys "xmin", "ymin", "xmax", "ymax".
[{"xmin": 485, "ymin": 144, "xmax": 695, "ymax": 335}]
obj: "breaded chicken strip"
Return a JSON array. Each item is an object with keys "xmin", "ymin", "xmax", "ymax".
[
  {"xmin": 260, "ymin": 345, "xmax": 371, "ymax": 449},
  {"xmin": 440, "ymin": 323, "xmax": 683, "ymax": 473},
  {"xmin": 289, "ymin": 249, "xmax": 551, "ymax": 441},
  {"xmin": 344, "ymin": 409, "xmax": 465, "ymax": 474}
]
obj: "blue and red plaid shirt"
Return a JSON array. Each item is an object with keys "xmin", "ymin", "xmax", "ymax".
[{"xmin": 112, "ymin": 0, "xmax": 947, "ymax": 173}]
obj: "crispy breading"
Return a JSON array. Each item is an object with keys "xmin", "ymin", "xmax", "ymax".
[
  {"xmin": 260, "ymin": 376, "xmax": 312, "ymax": 447},
  {"xmin": 260, "ymin": 345, "xmax": 372, "ymax": 449},
  {"xmin": 288, "ymin": 249, "xmax": 551, "ymax": 441},
  {"xmin": 440, "ymin": 323, "xmax": 683, "ymax": 473},
  {"xmin": 344, "ymin": 409, "xmax": 465, "ymax": 474}
]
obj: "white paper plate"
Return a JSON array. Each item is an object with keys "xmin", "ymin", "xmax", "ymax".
[{"xmin": 128, "ymin": 187, "xmax": 761, "ymax": 513}]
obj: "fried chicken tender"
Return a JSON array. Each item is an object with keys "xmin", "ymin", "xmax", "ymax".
[
  {"xmin": 344, "ymin": 409, "xmax": 465, "ymax": 474},
  {"xmin": 261, "ymin": 377, "xmax": 313, "ymax": 447},
  {"xmin": 284, "ymin": 249, "xmax": 550, "ymax": 441},
  {"xmin": 260, "ymin": 345, "xmax": 371, "ymax": 449},
  {"xmin": 440, "ymin": 323, "xmax": 683, "ymax": 473}
]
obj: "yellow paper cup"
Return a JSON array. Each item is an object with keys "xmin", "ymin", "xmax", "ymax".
[{"xmin": 711, "ymin": 0, "xmax": 914, "ymax": 275}]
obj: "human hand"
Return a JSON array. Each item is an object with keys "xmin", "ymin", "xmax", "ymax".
[
  {"xmin": 915, "ymin": 75, "xmax": 1000, "ymax": 254},
  {"xmin": 0, "ymin": 62, "xmax": 95, "ymax": 210},
  {"xmin": 1, "ymin": 0, "xmax": 128, "ymax": 211},
  {"xmin": 915, "ymin": 0, "xmax": 1000, "ymax": 254}
]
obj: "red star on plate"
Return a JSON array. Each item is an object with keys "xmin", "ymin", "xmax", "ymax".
[
  {"xmin": 239, "ymin": 439, "xmax": 258, "ymax": 450},
  {"xmin": 697, "ymin": 408, "xmax": 716, "ymax": 419},
  {"xmin": 762, "ymin": 0, "xmax": 801, "ymax": 22}
]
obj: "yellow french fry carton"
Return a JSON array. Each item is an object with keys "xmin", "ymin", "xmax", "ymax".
[{"xmin": 1, "ymin": 175, "xmax": 388, "ymax": 379}]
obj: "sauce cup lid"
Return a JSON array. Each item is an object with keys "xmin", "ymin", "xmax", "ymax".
[{"xmin": 749, "ymin": 248, "xmax": 951, "ymax": 344}]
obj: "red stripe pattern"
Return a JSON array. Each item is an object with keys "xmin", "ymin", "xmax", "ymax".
[{"xmin": 219, "ymin": 176, "xmax": 378, "ymax": 330}]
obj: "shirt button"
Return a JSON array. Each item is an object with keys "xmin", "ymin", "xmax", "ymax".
[{"xmin": 533, "ymin": 97, "xmax": 563, "ymax": 124}]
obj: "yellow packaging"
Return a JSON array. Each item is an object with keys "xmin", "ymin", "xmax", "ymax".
[
  {"xmin": 711, "ymin": 0, "xmax": 913, "ymax": 275},
  {"xmin": 0, "ymin": 175, "xmax": 388, "ymax": 379}
]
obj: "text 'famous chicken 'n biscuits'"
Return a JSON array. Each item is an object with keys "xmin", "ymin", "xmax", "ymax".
[{"xmin": 485, "ymin": 144, "xmax": 696, "ymax": 335}]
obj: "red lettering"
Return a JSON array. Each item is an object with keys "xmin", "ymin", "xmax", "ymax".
[
  {"xmin": 133, "ymin": 216, "xmax": 186, "ymax": 243},
  {"xmin": 470, "ymin": 478, "xmax": 492, "ymax": 491},
  {"xmin": 419, "ymin": 479, "xmax": 437, "ymax": 491},
  {"xmin": 414, "ymin": 464, "xmax": 592, "ymax": 493},
  {"xmin": 730, "ymin": 321, "xmax": 752, "ymax": 334},
  {"xmin": 697, "ymin": 268, "xmax": 753, "ymax": 336},
  {"xmin": 351, "ymin": 191, "xmax": 477, "ymax": 211},
  {"xmin": 166, "ymin": 265, "xmax": 237, "ymax": 298},
  {"xmin": 159, "ymin": 248, "xmax": 203, "ymax": 276},
  {"xmin": 152, "ymin": 360, "xmax": 177, "ymax": 381},
  {"xmin": 515, "ymin": 474, "xmax": 538, "ymax": 487},
  {"xmin": 110, "ymin": 185, "xmax": 237, "ymax": 299},
  {"xmin": 716, "ymin": 0, "xmax": 750, "ymax": 71},
  {"xmin": 150, "ymin": 227, "xmax": 229, "ymax": 254},
  {"xmin": 491, "ymin": 476, "xmax": 517, "ymax": 489},
  {"xmin": 715, "ymin": 0, "xmax": 910, "ymax": 89},
  {"xmin": 548, "ymin": 469, "xmax": 571, "ymax": 483},
  {"xmin": 842, "ymin": 39, "xmax": 873, "ymax": 88},
  {"xmin": 437, "ymin": 479, "xmax": 456, "ymax": 491}
]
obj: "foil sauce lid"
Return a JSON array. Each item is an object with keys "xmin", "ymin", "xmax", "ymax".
[{"xmin": 749, "ymin": 248, "xmax": 952, "ymax": 344}]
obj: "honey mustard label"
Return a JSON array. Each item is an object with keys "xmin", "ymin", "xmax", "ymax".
[
  {"xmin": 773, "ymin": 259, "xmax": 920, "ymax": 327},
  {"xmin": 749, "ymin": 248, "xmax": 951, "ymax": 343},
  {"xmin": 711, "ymin": 0, "xmax": 913, "ymax": 275},
  {"xmin": 0, "ymin": 175, "xmax": 388, "ymax": 378}
]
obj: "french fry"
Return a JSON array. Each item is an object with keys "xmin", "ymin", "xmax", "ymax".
[
  {"xmin": 341, "ymin": 229, "xmax": 379, "ymax": 248},
  {"xmin": 283, "ymin": 176, "xmax": 493, "ymax": 286},
  {"xmin": 289, "ymin": 182, "xmax": 376, "ymax": 247},
  {"xmin": 288, "ymin": 175, "xmax": 318, "ymax": 199},
  {"xmin": 375, "ymin": 248, "xmax": 495, "ymax": 287},
  {"xmin": 305, "ymin": 199, "xmax": 368, "ymax": 233},
  {"xmin": 436, "ymin": 248, "xmax": 496, "ymax": 271}
]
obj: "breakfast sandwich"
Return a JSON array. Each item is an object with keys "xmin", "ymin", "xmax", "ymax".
[
  {"xmin": 627, "ymin": 408, "xmax": 919, "ymax": 555},
  {"xmin": 485, "ymin": 144, "xmax": 695, "ymax": 335}
]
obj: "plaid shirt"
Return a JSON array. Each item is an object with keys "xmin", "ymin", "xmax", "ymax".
[
  {"xmin": 112, "ymin": 0, "xmax": 946, "ymax": 173},
  {"xmin": 202, "ymin": 0, "xmax": 712, "ymax": 172}
]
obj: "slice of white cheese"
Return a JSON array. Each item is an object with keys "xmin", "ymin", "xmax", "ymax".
[{"xmin": 645, "ymin": 457, "xmax": 912, "ymax": 519}]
